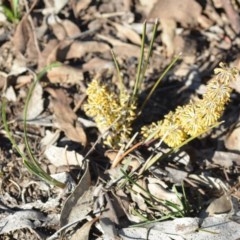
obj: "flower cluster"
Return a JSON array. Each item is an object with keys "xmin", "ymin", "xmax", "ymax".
[
  {"xmin": 142, "ymin": 63, "xmax": 238, "ymax": 148},
  {"xmin": 84, "ymin": 79, "xmax": 136, "ymax": 148}
]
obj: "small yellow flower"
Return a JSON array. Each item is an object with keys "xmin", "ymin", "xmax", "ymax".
[
  {"xmin": 84, "ymin": 79, "xmax": 136, "ymax": 148},
  {"xmin": 176, "ymin": 103, "xmax": 204, "ymax": 136},
  {"xmin": 141, "ymin": 63, "xmax": 238, "ymax": 148},
  {"xmin": 204, "ymin": 80, "xmax": 231, "ymax": 105}
]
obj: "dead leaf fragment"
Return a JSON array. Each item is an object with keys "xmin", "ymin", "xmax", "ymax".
[
  {"xmin": 212, "ymin": 151, "xmax": 240, "ymax": 168},
  {"xmin": 149, "ymin": 0, "xmax": 202, "ymax": 28},
  {"xmin": 0, "ymin": 71, "xmax": 7, "ymax": 90},
  {"xmin": 71, "ymin": 0, "xmax": 92, "ymax": 17},
  {"xmin": 25, "ymin": 82, "xmax": 44, "ymax": 120},
  {"xmin": 206, "ymin": 193, "xmax": 233, "ymax": 215},
  {"xmin": 48, "ymin": 15, "xmax": 81, "ymax": 40},
  {"xmin": 110, "ymin": 21, "xmax": 141, "ymax": 45},
  {"xmin": 44, "ymin": 145, "xmax": 84, "ymax": 167},
  {"xmin": 97, "ymin": 34, "xmax": 141, "ymax": 58},
  {"xmin": 0, "ymin": 209, "xmax": 46, "ymax": 236},
  {"xmin": 60, "ymin": 162, "xmax": 93, "ymax": 226},
  {"xmin": 82, "ymin": 57, "xmax": 114, "ymax": 72},
  {"xmin": 46, "ymin": 88, "xmax": 87, "ymax": 146},
  {"xmin": 12, "ymin": 15, "xmax": 39, "ymax": 64},
  {"xmin": 46, "ymin": 64, "xmax": 83, "ymax": 84},
  {"xmin": 225, "ymin": 126, "xmax": 240, "ymax": 152},
  {"xmin": 71, "ymin": 217, "xmax": 98, "ymax": 240},
  {"xmin": 66, "ymin": 41, "xmax": 110, "ymax": 59}
]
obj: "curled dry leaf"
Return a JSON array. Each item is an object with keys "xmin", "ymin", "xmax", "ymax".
[
  {"xmin": 38, "ymin": 39, "xmax": 59, "ymax": 69},
  {"xmin": 71, "ymin": 217, "xmax": 99, "ymax": 240},
  {"xmin": 110, "ymin": 21, "xmax": 141, "ymax": 45},
  {"xmin": 4, "ymin": 86, "xmax": 17, "ymax": 102},
  {"xmin": 147, "ymin": 177, "xmax": 181, "ymax": 205},
  {"xmin": 46, "ymin": 88, "xmax": 87, "ymax": 146},
  {"xmin": 212, "ymin": 151, "xmax": 240, "ymax": 168},
  {"xmin": 12, "ymin": 15, "xmax": 39, "ymax": 65},
  {"xmin": 44, "ymin": 145, "xmax": 84, "ymax": 167},
  {"xmin": 46, "ymin": 64, "xmax": 84, "ymax": 84},
  {"xmin": 60, "ymin": 163, "xmax": 93, "ymax": 226},
  {"xmin": 221, "ymin": 0, "xmax": 240, "ymax": 34},
  {"xmin": 44, "ymin": 39, "xmax": 110, "ymax": 65},
  {"xmin": 97, "ymin": 34, "xmax": 141, "ymax": 58},
  {"xmin": 224, "ymin": 126, "xmax": 240, "ymax": 152},
  {"xmin": 148, "ymin": 0, "xmax": 203, "ymax": 28},
  {"xmin": 148, "ymin": 0, "xmax": 210, "ymax": 56},
  {"xmin": 66, "ymin": 41, "xmax": 110, "ymax": 60},
  {"xmin": 205, "ymin": 193, "xmax": 233, "ymax": 215},
  {"xmin": 70, "ymin": 0, "xmax": 92, "ymax": 17},
  {"xmin": 47, "ymin": 15, "xmax": 81, "ymax": 40},
  {"xmin": 82, "ymin": 57, "xmax": 114, "ymax": 72}
]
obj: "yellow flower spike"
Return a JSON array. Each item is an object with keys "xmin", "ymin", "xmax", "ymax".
[
  {"xmin": 176, "ymin": 103, "xmax": 204, "ymax": 136},
  {"xmin": 84, "ymin": 79, "xmax": 137, "ymax": 148},
  {"xmin": 141, "ymin": 62, "xmax": 239, "ymax": 148},
  {"xmin": 204, "ymin": 80, "xmax": 231, "ymax": 105},
  {"xmin": 214, "ymin": 62, "xmax": 238, "ymax": 84}
]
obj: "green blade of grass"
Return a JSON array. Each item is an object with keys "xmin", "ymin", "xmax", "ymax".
[
  {"xmin": 140, "ymin": 54, "xmax": 181, "ymax": 111},
  {"xmin": 139, "ymin": 19, "xmax": 159, "ymax": 87},
  {"xmin": 132, "ymin": 21, "xmax": 147, "ymax": 101},
  {"xmin": 111, "ymin": 49, "xmax": 125, "ymax": 94},
  {"xmin": 11, "ymin": 0, "xmax": 19, "ymax": 19},
  {"xmin": 2, "ymin": 62, "xmax": 65, "ymax": 188}
]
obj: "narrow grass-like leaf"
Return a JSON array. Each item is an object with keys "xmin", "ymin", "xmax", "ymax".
[
  {"xmin": 11, "ymin": 0, "xmax": 19, "ymax": 19},
  {"xmin": 132, "ymin": 21, "xmax": 146, "ymax": 101},
  {"xmin": 139, "ymin": 19, "xmax": 159, "ymax": 87},
  {"xmin": 140, "ymin": 54, "xmax": 181, "ymax": 111},
  {"xmin": 111, "ymin": 49, "xmax": 125, "ymax": 94},
  {"xmin": 120, "ymin": 169, "xmax": 185, "ymax": 217},
  {"xmin": 2, "ymin": 62, "xmax": 65, "ymax": 188}
]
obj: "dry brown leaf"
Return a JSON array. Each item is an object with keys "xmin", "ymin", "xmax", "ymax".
[
  {"xmin": 149, "ymin": 0, "xmax": 202, "ymax": 28},
  {"xmin": 71, "ymin": 0, "xmax": 92, "ymax": 17},
  {"xmin": 48, "ymin": 15, "xmax": 81, "ymax": 40},
  {"xmin": 212, "ymin": 151, "xmax": 240, "ymax": 168},
  {"xmin": 44, "ymin": 145, "xmax": 84, "ymax": 167},
  {"xmin": 66, "ymin": 41, "xmax": 110, "ymax": 59},
  {"xmin": 206, "ymin": 193, "xmax": 233, "ymax": 215},
  {"xmin": 114, "ymin": 44, "xmax": 141, "ymax": 58},
  {"xmin": 0, "ymin": 71, "xmax": 7, "ymax": 90},
  {"xmin": 110, "ymin": 21, "xmax": 141, "ymax": 45},
  {"xmin": 221, "ymin": 0, "xmax": 240, "ymax": 34},
  {"xmin": 12, "ymin": 15, "xmax": 39, "ymax": 65},
  {"xmin": 160, "ymin": 18, "xmax": 176, "ymax": 57},
  {"xmin": 46, "ymin": 64, "xmax": 83, "ymax": 84},
  {"xmin": 46, "ymin": 88, "xmax": 87, "ymax": 146},
  {"xmin": 82, "ymin": 57, "xmax": 114, "ymax": 72},
  {"xmin": 60, "ymin": 163, "xmax": 92, "ymax": 226},
  {"xmin": 38, "ymin": 39, "xmax": 59, "ymax": 69},
  {"xmin": 97, "ymin": 34, "xmax": 141, "ymax": 58},
  {"xmin": 16, "ymin": 75, "xmax": 33, "ymax": 88},
  {"xmin": 71, "ymin": 217, "xmax": 98, "ymax": 240},
  {"xmin": 148, "ymin": 0, "xmax": 206, "ymax": 56},
  {"xmin": 225, "ymin": 126, "xmax": 240, "ymax": 151}
]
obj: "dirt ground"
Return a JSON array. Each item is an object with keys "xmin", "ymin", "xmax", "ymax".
[{"xmin": 1, "ymin": 0, "xmax": 240, "ymax": 239}]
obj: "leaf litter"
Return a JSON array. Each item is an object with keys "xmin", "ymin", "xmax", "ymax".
[{"xmin": 0, "ymin": 0, "xmax": 240, "ymax": 239}]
